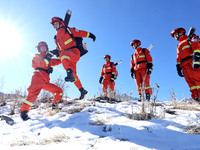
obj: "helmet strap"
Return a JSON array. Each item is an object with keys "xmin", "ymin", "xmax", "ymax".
[
  {"xmin": 177, "ymin": 32, "xmax": 184, "ymax": 40},
  {"xmin": 176, "ymin": 32, "xmax": 180, "ymax": 40},
  {"xmin": 135, "ymin": 44, "xmax": 139, "ymax": 49},
  {"xmin": 56, "ymin": 22, "xmax": 64, "ymax": 31}
]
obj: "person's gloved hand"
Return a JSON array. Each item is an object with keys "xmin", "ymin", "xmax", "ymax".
[
  {"xmin": 99, "ymin": 76, "xmax": 103, "ymax": 84},
  {"xmin": 176, "ymin": 64, "xmax": 184, "ymax": 77},
  {"xmin": 47, "ymin": 67, "xmax": 53, "ymax": 74},
  {"xmin": 147, "ymin": 63, "xmax": 153, "ymax": 75},
  {"xmin": 50, "ymin": 49, "xmax": 59, "ymax": 57},
  {"xmin": 147, "ymin": 69, "xmax": 152, "ymax": 75},
  {"xmin": 130, "ymin": 68, "xmax": 135, "ymax": 78},
  {"xmin": 192, "ymin": 51, "xmax": 200, "ymax": 69},
  {"xmin": 111, "ymin": 74, "xmax": 115, "ymax": 82},
  {"xmin": 43, "ymin": 51, "xmax": 54, "ymax": 62},
  {"xmin": 89, "ymin": 33, "xmax": 96, "ymax": 42}
]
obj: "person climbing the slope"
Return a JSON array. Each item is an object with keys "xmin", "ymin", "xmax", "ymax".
[
  {"xmin": 20, "ymin": 41, "xmax": 62, "ymax": 121},
  {"xmin": 51, "ymin": 17, "xmax": 96, "ymax": 100}
]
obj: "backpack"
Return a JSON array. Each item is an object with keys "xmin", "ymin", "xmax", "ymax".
[
  {"xmin": 104, "ymin": 62, "xmax": 118, "ymax": 80},
  {"xmin": 65, "ymin": 27, "xmax": 88, "ymax": 57}
]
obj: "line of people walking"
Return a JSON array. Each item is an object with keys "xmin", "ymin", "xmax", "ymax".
[{"xmin": 19, "ymin": 14, "xmax": 200, "ymax": 121}]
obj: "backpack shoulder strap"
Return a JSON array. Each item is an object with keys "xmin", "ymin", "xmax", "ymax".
[
  {"xmin": 142, "ymin": 48, "xmax": 146, "ymax": 54},
  {"xmin": 65, "ymin": 27, "xmax": 75, "ymax": 39},
  {"xmin": 131, "ymin": 54, "xmax": 134, "ymax": 60},
  {"xmin": 110, "ymin": 62, "xmax": 114, "ymax": 68}
]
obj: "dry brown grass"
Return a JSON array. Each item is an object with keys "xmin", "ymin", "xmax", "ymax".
[
  {"xmin": 123, "ymin": 113, "xmax": 155, "ymax": 120},
  {"xmin": 64, "ymin": 103, "xmax": 85, "ymax": 114},
  {"xmin": 185, "ymin": 126, "xmax": 200, "ymax": 134},
  {"xmin": 167, "ymin": 101, "xmax": 200, "ymax": 111},
  {"xmin": 10, "ymin": 135, "xmax": 70, "ymax": 146},
  {"xmin": 89, "ymin": 119, "xmax": 106, "ymax": 126},
  {"xmin": 172, "ymin": 105, "xmax": 200, "ymax": 111}
]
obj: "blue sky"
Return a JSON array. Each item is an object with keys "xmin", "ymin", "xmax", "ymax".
[{"xmin": 0, "ymin": 0, "xmax": 200, "ymax": 101}]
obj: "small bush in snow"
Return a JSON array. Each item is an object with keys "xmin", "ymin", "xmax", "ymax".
[{"xmin": 185, "ymin": 126, "xmax": 200, "ymax": 134}]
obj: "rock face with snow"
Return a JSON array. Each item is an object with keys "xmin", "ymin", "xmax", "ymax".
[{"xmin": 0, "ymin": 98, "xmax": 200, "ymax": 150}]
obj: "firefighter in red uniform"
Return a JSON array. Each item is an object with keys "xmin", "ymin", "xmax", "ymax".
[
  {"xmin": 171, "ymin": 28, "xmax": 200, "ymax": 102},
  {"xmin": 20, "ymin": 41, "xmax": 63, "ymax": 121},
  {"xmin": 99, "ymin": 55, "xmax": 117, "ymax": 98},
  {"xmin": 51, "ymin": 17, "xmax": 96, "ymax": 100},
  {"xmin": 130, "ymin": 40, "xmax": 153, "ymax": 101}
]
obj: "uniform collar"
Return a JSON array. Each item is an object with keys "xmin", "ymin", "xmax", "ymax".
[
  {"xmin": 178, "ymin": 35, "xmax": 187, "ymax": 42},
  {"xmin": 136, "ymin": 47, "xmax": 142, "ymax": 52},
  {"xmin": 106, "ymin": 60, "xmax": 111, "ymax": 64}
]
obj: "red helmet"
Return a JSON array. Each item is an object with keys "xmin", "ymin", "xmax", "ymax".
[
  {"xmin": 130, "ymin": 39, "xmax": 141, "ymax": 46},
  {"xmin": 36, "ymin": 41, "xmax": 48, "ymax": 52},
  {"xmin": 51, "ymin": 17, "xmax": 65, "ymax": 26},
  {"xmin": 171, "ymin": 28, "xmax": 186, "ymax": 37},
  {"xmin": 104, "ymin": 54, "xmax": 111, "ymax": 60}
]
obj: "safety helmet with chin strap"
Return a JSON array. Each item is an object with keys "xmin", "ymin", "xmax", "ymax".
[
  {"xmin": 36, "ymin": 41, "xmax": 49, "ymax": 52},
  {"xmin": 104, "ymin": 54, "xmax": 111, "ymax": 60},
  {"xmin": 171, "ymin": 28, "xmax": 186, "ymax": 38},
  {"xmin": 130, "ymin": 39, "xmax": 141, "ymax": 46},
  {"xmin": 51, "ymin": 17, "xmax": 65, "ymax": 26}
]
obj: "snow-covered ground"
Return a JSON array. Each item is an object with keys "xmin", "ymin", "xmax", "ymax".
[{"xmin": 0, "ymin": 98, "xmax": 200, "ymax": 150}]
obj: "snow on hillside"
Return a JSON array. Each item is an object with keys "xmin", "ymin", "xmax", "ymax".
[{"xmin": 0, "ymin": 98, "xmax": 200, "ymax": 150}]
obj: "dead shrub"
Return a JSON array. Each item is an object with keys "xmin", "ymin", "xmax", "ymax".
[
  {"xmin": 10, "ymin": 135, "xmax": 70, "ymax": 146},
  {"xmin": 123, "ymin": 113, "xmax": 154, "ymax": 120},
  {"xmin": 185, "ymin": 126, "xmax": 200, "ymax": 134},
  {"xmin": 0, "ymin": 101, "xmax": 6, "ymax": 107},
  {"xmin": 165, "ymin": 109, "xmax": 176, "ymax": 115},
  {"xmin": 172, "ymin": 105, "xmax": 200, "ymax": 111},
  {"xmin": 62, "ymin": 100, "xmax": 76, "ymax": 105},
  {"xmin": 89, "ymin": 119, "xmax": 106, "ymax": 126},
  {"xmin": 65, "ymin": 103, "xmax": 85, "ymax": 114}
]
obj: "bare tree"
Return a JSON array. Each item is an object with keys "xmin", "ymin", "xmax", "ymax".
[
  {"xmin": 23, "ymin": 86, "xmax": 27, "ymax": 98},
  {"xmin": 10, "ymin": 89, "xmax": 23, "ymax": 115},
  {"xmin": 0, "ymin": 76, "xmax": 4, "ymax": 92},
  {"xmin": 39, "ymin": 90, "xmax": 51, "ymax": 103},
  {"xmin": 37, "ymin": 76, "xmax": 69, "ymax": 103},
  {"xmin": 53, "ymin": 76, "xmax": 69, "ymax": 102},
  {"xmin": 0, "ymin": 76, "xmax": 6, "ymax": 108},
  {"xmin": 53, "ymin": 76, "xmax": 69, "ymax": 95},
  {"xmin": 170, "ymin": 88, "xmax": 177, "ymax": 107}
]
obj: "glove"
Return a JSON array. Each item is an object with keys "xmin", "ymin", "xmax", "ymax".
[
  {"xmin": 147, "ymin": 63, "xmax": 153, "ymax": 75},
  {"xmin": 111, "ymin": 74, "xmax": 115, "ymax": 82},
  {"xmin": 192, "ymin": 51, "xmax": 200, "ymax": 69},
  {"xmin": 50, "ymin": 49, "xmax": 59, "ymax": 57},
  {"xmin": 89, "ymin": 33, "xmax": 96, "ymax": 42},
  {"xmin": 43, "ymin": 52, "xmax": 54, "ymax": 61},
  {"xmin": 99, "ymin": 76, "xmax": 103, "ymax": 84},
  {"xmin": 147, "ymin": 69, "xmax": 152, "ymax": 75},
  {"xmin": 130, "ymin": 68, "xmax": 135, "ymax": 78},
  {"xmin": 47, "ymin": 67, "xmax": 53, "ymax": 74},
  {"xmin": 176, "ymin": 64, "xmax": 184, "ymax": 77}
]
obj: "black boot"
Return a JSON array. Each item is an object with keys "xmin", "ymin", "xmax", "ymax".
[
  {"xmin": 79, "ymin": 88, "xmax": 88, "ymax": 100},
  {"xmin": 20, "ymin": 111, "xmax": 30, "ymax": 121},
  {"xmin": 65, "ymin": 69, "xmax": 75, "ymax": 82},
  {"xmin": 146, "ymin": 93, "xmax": 150, "ymax": 101},
  {"xmin": 194, "ymin": 97, "xmax": 200, "ymax": 102}
]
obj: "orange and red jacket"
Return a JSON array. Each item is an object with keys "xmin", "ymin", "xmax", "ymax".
[
  {"xmin": 131, "ymin": 47, "xmax": 153, "ymax": 71},
  {"xmin": 100, "ymin": 61, "xmax": 117, "ymax": 80},
  {"xmin": 32, "ymin": 53, "xmax": 61, "ymax": 82},
  {"xmin": 55, "ymin": 27, "xmax": 90, "ymax": 52},
  {"xmin": 177, "ymin": 35, "xmax": 200, "ymax": 67}
]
